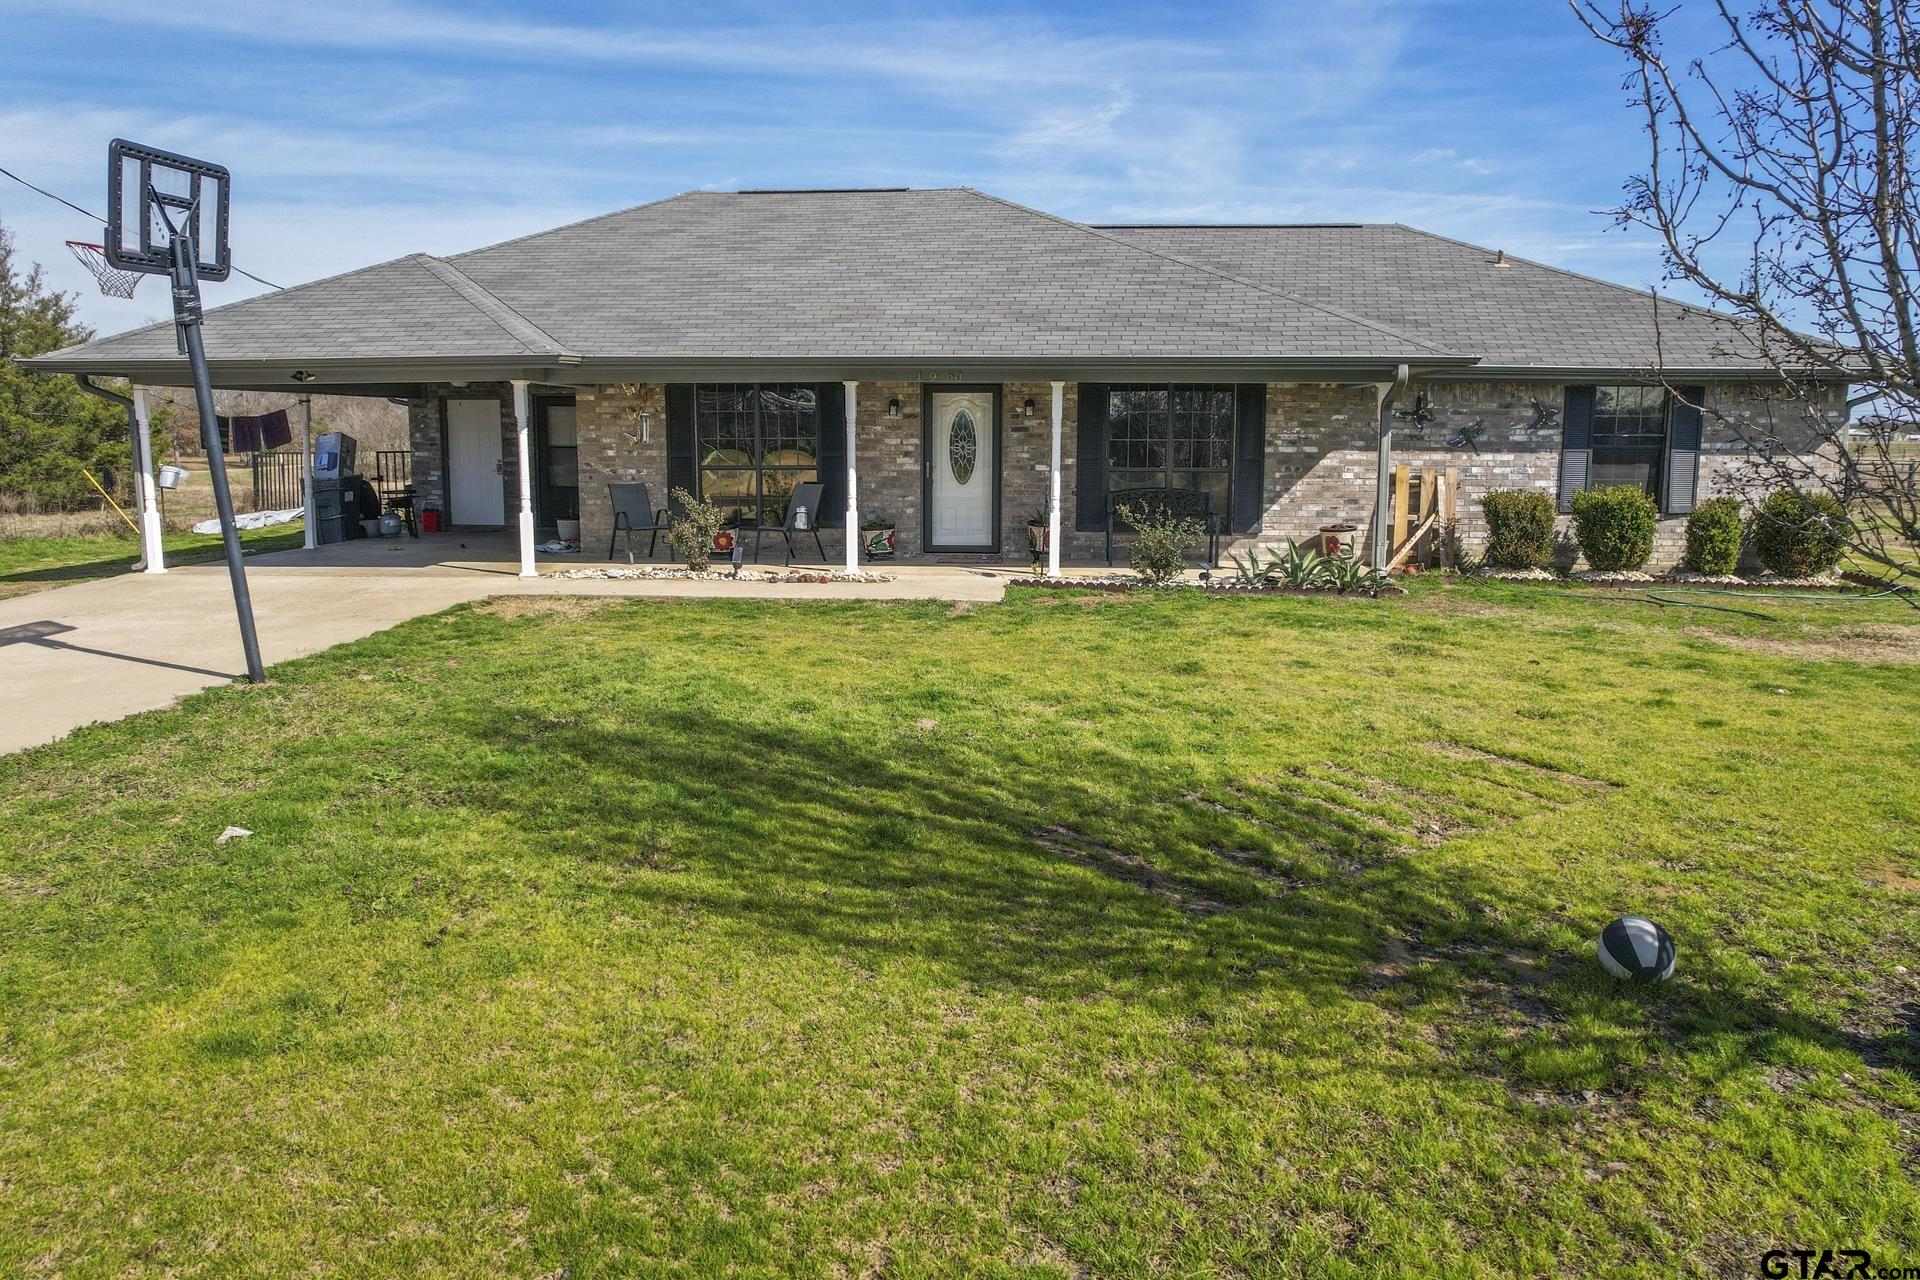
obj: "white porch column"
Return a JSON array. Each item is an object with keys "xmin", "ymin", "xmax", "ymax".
[
  {"xmin": 842, "ymin": 380, "xmax": 860, "ymax": 575},
  {"xmin": 1372, "ymin": 364, "xmax": 1410, "ymax": 573},
  {"xmin": 1047, "ymin": 380, "xmax": 1064, "ymax": 578},
  {"xmin": 131, "ymin": 386, "xmax": 166, "ymax": 574},
  {"xmin": 298, "ymin": 393, "xmax": 316, "ymax": 551},
  {"xmin": 511, "ymin": 380, "xmax": 537, "ymax": 577}
]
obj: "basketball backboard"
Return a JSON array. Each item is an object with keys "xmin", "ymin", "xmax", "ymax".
[{"xmin": 105, "ymin": 139, "xmax": 231, "ymax": 281}]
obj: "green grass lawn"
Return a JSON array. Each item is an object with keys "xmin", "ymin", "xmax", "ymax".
[
  {"xmin": 1, "ymin": 581, "xmax": 1917, "ymax": 1276},
  {"xmin": 0, "ymin": 523, "xmax": 307, "ymax": 599}
]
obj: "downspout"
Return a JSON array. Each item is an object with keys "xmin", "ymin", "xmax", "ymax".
[
  {"xmin": 75, "ymin": 374, "xmax": 165, "ymax": 573},
  {"xmin": 1372, "ymin": 364, "xmax": 1411, "ymax": 573}
]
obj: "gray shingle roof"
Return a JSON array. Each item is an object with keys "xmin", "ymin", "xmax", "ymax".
[
  {"xmin": 1096, "ymin": 223, "xmax": 1765, "ymax": 373},
  {"xmin": 34, "ymin": 253, "xmax": 567, "ymax": 364},
  {"xmin": 26, "ymin": 189, "xmax": 1780, "ymax": 377},
  {"xmin": 443, "ymin": 188, "xmax": 1456, "ymax": 361}
]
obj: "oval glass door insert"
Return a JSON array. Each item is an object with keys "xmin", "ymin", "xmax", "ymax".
[{"xmin": 949, "ymin": 409, "xmax": 978, "ymax": 485}]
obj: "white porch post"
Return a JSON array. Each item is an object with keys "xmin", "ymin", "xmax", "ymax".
[
  {"xmin": 131, "ymin": 386, "xmax": 166, "ymax": 574},
  {"xmin": 298, "ymin": 393, "xmax": 316, "ymax": 551},
  {"xmin": 842, "ymin": 380, "xmax": 859, "ymax": 575},
  {"xmin": 1047, "ymin": 380, "xmax": 1064, "ymax": 578},
  {"xmin": 1372, "ymin": 364, "xmax": 1410, "ymax": 573},
  {"xmin": 511, "ymin": 380, "xmax": 537, "ymax": 577}
]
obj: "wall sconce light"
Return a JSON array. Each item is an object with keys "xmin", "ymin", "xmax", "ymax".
[
  {"xmin": 1022, "ymin": 398, "xmax": 1036, "ymax": 418},
  {"xmin": 887, "ymin": 397, "xmax": 901, "ymax": 418},
  {"xmin": 290, "ymin": 370, "xmax": 317, "ymax": 383},
  {"xmin": 624, "ymin": 407, "xmax": 653, "ymax": 446}
]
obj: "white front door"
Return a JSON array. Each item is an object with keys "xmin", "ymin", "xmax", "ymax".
[
  {"xmin": 446, "ymin": 398, "xmax": 505, "ymax": 525},
  {"xmin": 927, "ymin": 388, "xmax": 996, "ymax": 549}
]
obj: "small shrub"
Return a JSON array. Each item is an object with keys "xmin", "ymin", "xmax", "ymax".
[
  {"xmin": 1479, "ymin": 489, "xmax": 1555, "ymax": 569},
  {"xmin": 1682, "ymin": 497, "xmax": 1744, "ymax": 575},
  {"xmin": 1117, "ymin": 502, "xmax": 1204, "ymax": 585},
  {"xmin": 667, "ymin": 487, "xmax": 726, "ymax": 571},
  {"xmin": 1751, "ymin": 489, "xmax": 1848, "ymax": 577},
  {"xmin": 1570, "ymin": 485, "xmax": 1658, "ymax": 572}
]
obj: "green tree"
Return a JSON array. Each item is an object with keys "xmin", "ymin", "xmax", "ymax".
[{"xmin": 0, "ymin": 221, "xmax": 129, "ymax": 511}]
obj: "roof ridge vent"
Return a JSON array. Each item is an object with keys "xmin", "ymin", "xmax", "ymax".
[{"xmin": 732, "ymin": 187, "xmax": 912, "ymax": 194}]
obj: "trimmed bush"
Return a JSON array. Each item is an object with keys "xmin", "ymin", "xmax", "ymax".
[
  {"xmin": 1478, "ymin": 489, "xmax": 1555, "ymax": 569},
  {"xmin": 666, "ymin": 486, "xmax": 727, "ymax": 571},
  {"xmin": 1117, "ymin": 502, "xmax": 1204, "ymax": 585},
  {"xmin": 1682, "ymin": 497, "xmax": 1744, "ymax": 575},
  {"xmin": 1751, "ymin": 489, "xmax": 1848, "ymax": 577},
  {"xmin": 1570, "ymin": 485, "xmax": 1658, "ymax": 572}
]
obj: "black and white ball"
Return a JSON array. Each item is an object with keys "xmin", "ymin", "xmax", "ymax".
[{"xmin": 1597, "ymin": 916, "xmax": 1676, "ymax": 982}]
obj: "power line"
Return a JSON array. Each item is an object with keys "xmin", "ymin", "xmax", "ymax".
[{"xmin": 0, "ymin": 162, "xmax": 285, "ymax": 291}]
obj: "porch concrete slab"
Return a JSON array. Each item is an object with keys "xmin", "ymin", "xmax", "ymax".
[{"xmin": 0, "ymin": 532, "xmax": 1150, "ymax": 755}]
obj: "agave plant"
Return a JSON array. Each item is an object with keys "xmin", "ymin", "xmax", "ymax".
[
  {"xmin": 1226, "ymin": 550, "xmax": 1270, "ymax": 586},
  {"xmin": 1323, "ymin": 551, "xmax": 1391, "ymax": 594},
  {"xmin": 1267, "ymin": 541, "xmax": 1331, "ymax": 589}
]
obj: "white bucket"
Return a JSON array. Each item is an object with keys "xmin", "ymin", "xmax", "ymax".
[
  {"xmin": 555, "ymin": 517, "xmax": 581, "ymax": 541},
  {"xmin": 157, "ymin": 464, "xmax": 188, "ymax": 490}
]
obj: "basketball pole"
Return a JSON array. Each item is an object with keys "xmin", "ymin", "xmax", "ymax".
[{"xmin": 169, "ymin": 226, "xmax": 266, "ymax": 683}]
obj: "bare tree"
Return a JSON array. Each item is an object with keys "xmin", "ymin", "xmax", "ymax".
[{"xmin": 1573, "ymin": 0, "xmax": 1919, "ymax": 582}]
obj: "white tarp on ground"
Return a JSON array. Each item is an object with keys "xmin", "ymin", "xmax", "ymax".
[{"xmin": 191, "ymin": 507, "xmax": 304, "ymax": 535}]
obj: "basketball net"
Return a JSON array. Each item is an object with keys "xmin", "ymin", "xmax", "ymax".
[{"xmin": 67, "ymin": 240, "xmax": 144, "ymax": 299}]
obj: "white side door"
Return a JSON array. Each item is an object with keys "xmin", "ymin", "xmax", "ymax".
[
  {"xmin": 446, "ymin": 398, "xmax": 505, "ymax": 525},
  {"xmin": 927, "ymin": 389, "xmax": 996, "ymax": 549}
]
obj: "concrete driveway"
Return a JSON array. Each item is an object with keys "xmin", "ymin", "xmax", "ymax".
[{"xmin": 0, "ymin": 533, "xmax": 1056, "ymax": 755}]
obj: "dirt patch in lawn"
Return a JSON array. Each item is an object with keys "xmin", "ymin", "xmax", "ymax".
[
  {"xmin": 473, "ymin": 596, "xmax": 627, "ymax": 621},
  {"xmin": 1032, "ymin": 824, "xmax": 1235, "ymax": 915},
  {"xmin": 1687, "ymin": 623, "xmax": 1920, "ymax": 665}
]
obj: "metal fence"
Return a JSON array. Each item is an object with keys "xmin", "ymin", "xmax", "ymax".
[
  {"xmin": 250, "ymin": 451, "xmax": 304, "ymax": 512},
  {"xmin": 372, "ymin": 450, "xmax": 412, "ymax": 501}
]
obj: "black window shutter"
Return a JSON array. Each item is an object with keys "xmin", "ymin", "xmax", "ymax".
[
  {"xmin": 1075, "ymin": 382, "xmax": 1109, "ymax": 532},
  {"xmin": 1664, "ymin": 386, "xmax": 1705, "ymax": 515},
  {"xmin": 815, "ymin": 382, "xmax": 847, "ymax": 522},
  {"xmin": 1232, "ymin": 383, "xmax": 1267, "ymax": 533},
  {"xmin": 1557, "ymin": 386, "xmax": 1594, "ymax": 513},
  {"xmin": 666, "ymin": 384, "xmax": 696, "ymax": 513}
]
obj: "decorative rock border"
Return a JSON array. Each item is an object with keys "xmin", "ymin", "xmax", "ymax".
[
  {"xmin": 1466, "ymin": 567, "xmax": 1863, "ymax": 592},
  {"xmin": 555, "ymin": 566, "xmax": 896, "ymax": 584}
]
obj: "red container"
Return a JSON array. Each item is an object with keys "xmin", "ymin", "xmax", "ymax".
[{"xmin": 421, "ymin": 508, "xmax": 442, "ymax": 533}]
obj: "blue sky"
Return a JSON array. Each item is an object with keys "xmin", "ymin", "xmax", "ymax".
[{"xmin": 0, "ymin": 0, "xmax": 1733, "ymax": 335}]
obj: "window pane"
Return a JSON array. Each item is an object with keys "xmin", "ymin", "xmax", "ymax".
[
  {"xmin": 1592, "ymin": 385, "xmax": 1666, "ymax": 501},
  {"xmin": 1173, "ymin": 470, "xmax": 1230, "ymax": 516},
  {"xmin": 700, "ymin": 468, "xmax": 755, "ymax": 526},
  {"xmin": 1109, "ymin": 469, "xmax": 1162, "ymax": 495},
  {"xmin": 696, "ymin": 384, "xmax": 756, "ymax": 465},
  {"xmin": 760, "ymin": 467, "xmax": 818, "ymax": 526},
  {"xmin": 544, "ymin": 405, "xmax": 577, "ymax": 447},
  {"xmin": 1108, "ymin": 386, "xmax": 1167, "ymax": 474},
  {"xmin": 1171, "ymin": 384, "xmax": 1234, "ymax": 471}
]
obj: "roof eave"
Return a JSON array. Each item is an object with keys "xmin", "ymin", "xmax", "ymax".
[
  {"xmin": 1421, "ymin": 362, "xmax": 1858, "ymax": 383},
  {"xmin": 16, "ymin": 351, "xmax": 1476, "ymax": 387}
]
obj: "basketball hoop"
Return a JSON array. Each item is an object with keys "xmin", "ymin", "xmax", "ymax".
[{"xmin": 67, "ymin": 240, "xmax": 144, "ymax": 299}]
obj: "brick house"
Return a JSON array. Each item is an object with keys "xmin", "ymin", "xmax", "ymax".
[{"xmin": 29, "ymin": 187, "xmax": 1846, "ymax": 573}]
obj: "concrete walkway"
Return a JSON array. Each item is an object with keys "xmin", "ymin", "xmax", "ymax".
[{"xmin": 0, "ymin": 533, "xmax": 1120, "ymax": 755}]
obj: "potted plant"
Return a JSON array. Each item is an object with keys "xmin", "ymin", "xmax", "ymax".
[
  {"xmin": 861, "ymin": 513, "xmax": 896, "ymax": 559},
  {"xmin": 1025, "ymin": 507, "xmax": 1050, "ymax": 571}
]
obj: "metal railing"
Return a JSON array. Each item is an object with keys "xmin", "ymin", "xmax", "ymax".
[
  {"xmin": 372, "ymin": 450, "xmax": 412, "ymax": 501},
  {"xmin": 250, "ymin": 451, "xmax": 303, "ymax": 512}
]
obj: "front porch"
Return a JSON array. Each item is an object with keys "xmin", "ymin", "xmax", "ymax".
[
  {"xmin": 406, "ymin": 376, "xmax": 1423, "ymax": 584},
  {"xmin": 240, "ymin": 528, "xmax": 1172, "ymax": 582}
]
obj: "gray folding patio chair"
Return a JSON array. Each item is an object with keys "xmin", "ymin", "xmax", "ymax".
[
  {"xmin": 753, "ymin": 480, "xmax": 828, "ymax": 565},
  {"xmin": 608, "ymin": 483, "xmax": 669, "ymax": 562}
]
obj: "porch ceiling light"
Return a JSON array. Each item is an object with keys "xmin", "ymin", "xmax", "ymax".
[{"xmin": 290, "ymin": 370, "xmax": 317, "ymax": 383}]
